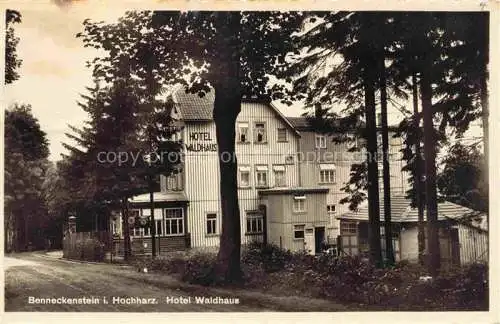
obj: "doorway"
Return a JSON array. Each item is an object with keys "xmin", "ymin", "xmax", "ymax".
[{"xmin": 314, "ymin": 226, "xmax": 325, "ymax": 254}]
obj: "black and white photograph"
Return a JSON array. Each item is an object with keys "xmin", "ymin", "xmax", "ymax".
[{"xmin": 2, "ymin": 0, "xmax": 494, "ymax": 320}]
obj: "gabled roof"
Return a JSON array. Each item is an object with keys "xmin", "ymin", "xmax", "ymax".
[
  {"xmin": 286, "ymin": 117, "xmax": 313, "ymax": 131},
  {"xmin": 172, "ymin": 87, "xmax": 300, "ymax": 136},
  {"xmin": 286, "ymin": 116, "xmax": 399, "ymax": 133},
  {"xmin": 173, "ymin": 88, "xmax": 214, "ymax": 121},
  {"xmin": 336, "ymin": 194, "xmax": 410, "ymax": 222},
  {"xmin": 336, "ymin": 194, "xmax": 486, "ymax": 226}
]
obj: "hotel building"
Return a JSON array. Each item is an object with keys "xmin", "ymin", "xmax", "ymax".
[{"xmin": 110, "ymin": 89, "xmax": 409, "ymax": 255}]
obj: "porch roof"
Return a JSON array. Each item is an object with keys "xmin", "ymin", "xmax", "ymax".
[
  {"xmin": 258, "ymin": 187, "xmax": 329, "ymax": 196},
  {"xmin": 336, "ymin": 194, "xmax": 486, "ymax": 226},
  {"xmin": 129, "ymin": 191, "xmax": 189, "ymax": 203}
]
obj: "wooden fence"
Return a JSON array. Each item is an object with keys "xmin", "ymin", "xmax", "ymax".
[{"xmin": 62, "ymin": 231, "xmax": 112, "ymax": 262}]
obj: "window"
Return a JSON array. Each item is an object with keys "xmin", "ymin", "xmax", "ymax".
[
  {"xmin": 294, "ymin": 225, "xmax": 305, "ymax": 239},
  {"xmin": 129, "ymin": 210, "xmax": 144, "ymax": 237},
  {"xmin": 156, "ymin": 220, "xmax": 163, "ymax": 235},
  {"xmin": 293, "ymin": 195, "xmax": 306, "ymax": 212},
  {"xmin": 167, "ymin": 127, "xmax": 182, "ymax": 142},
  {"xmin": 164, "ymin": 208, "xmax": 184, "ymax": 236},
  {"xmin": 239, "ymin": 166, "xmax": 251, "ymax": 188},
  {"xmin": 277, "ymin": 128, "xmax": 287, "ymax": 142},
  {"xmin": 255, "ymin": 165, "xmax": 268, "ymax": 188},
  {"xmin": 341, "ymin": 221, "xmax": 359, "ymax": 256},
  {"xmin": 111, "ymin": 218, "xmax": 119, "ymax": 235},
  {"xmin": 254, "ymin": 122, "xmax": 267, "ymax": 143},
  {"xmin": 238, "ymin": 122, "xmax": 249, "ymax": 143},
  {"xmin": 166, "ymin": 172, "xmax": 183, "ymax": 191},
  {"xmin": 273, "ymin": 165, "xmax": 286, "ymax": 187},
  {"xmin": 319, "ymin": 164, "xmax": 336, "ymax": 183},
  {"xmin": 246, "ymin": 212, "xmax": 264, "ymax": 234},
  {"xmin": 315, "ymin": 135, "xmax": 326, "ymax": 149},
  {"xmin": 206, "ymin": 213, "xmax": 217, "ymax": 235},
  {"xmin": 327, "ymin": 204, "xmax": 336, "ymax": 214},
  {"xmin": 347, "ymin": 137, "xmax": 359, "ymax": 151},
  {"xmin": 340, "ymin": 221, "xmax": 357, "ymax": 235},
  {"xmin": 132, "ymin": 218, "xmax": 151, "ymax": 237}
]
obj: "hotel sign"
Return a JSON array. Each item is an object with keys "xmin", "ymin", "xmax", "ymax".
[{"xmin": 186, "ymin": 131, "xmax": 218, "ymax": 152}]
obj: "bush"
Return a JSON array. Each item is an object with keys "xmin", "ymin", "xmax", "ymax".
[
  {"xmin": 242, "ymin": 242, "xmax": 293, "ymax": 273},
  {"xmin": 127, "ymin": 241, "xmax": 488, "ymax": 310},
  {"xmin": 440, "ymin": 263, "xmax": 488, "ymax": 309},
  {"xmin": 70, "ymin": 238, "xmax": 105, "ymax": 262},
  {"xmin": 181, "ymin": 253, "xmax": 217, "ymax": 286}
]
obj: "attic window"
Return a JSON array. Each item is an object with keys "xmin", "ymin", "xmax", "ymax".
[
  {"xmin": 238, "ymin": 122, "xmax": 249, "ymax": 143},
  {"xmin": 254, "ymin": 122, "xmax": 267, "ymax": 143}
]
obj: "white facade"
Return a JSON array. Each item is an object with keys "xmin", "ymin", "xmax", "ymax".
[
  {"xmin": 112, "ymin": 91, "xmax": 412, "ymax": 255},
  {"xmin": 179, "ymin": 101, "xmax": 302, "ymax": 248}
]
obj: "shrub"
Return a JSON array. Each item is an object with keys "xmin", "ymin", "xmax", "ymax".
[
  {"xmin": 181, "ymin": 253, "xmax": 217, "ymax": 286},
  {"xmin": 441, "ymin": 263, "xmax": 488, "ymax": 309},
  {"xmin": 241, "ymin": 262, "xmax": 268, "ymax": 288},
  {"xmin": 126, "ymin": 241, "xmax": 488, "ymax": 310},
  {"xmin": 242, "ymin": 242, "xmax": 293, "ymax": 273}
]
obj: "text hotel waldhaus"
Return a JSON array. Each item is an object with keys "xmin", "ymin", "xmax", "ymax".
[{"xmin": 109, "ymin": 88, "xmax": 409, "ymax": 256}]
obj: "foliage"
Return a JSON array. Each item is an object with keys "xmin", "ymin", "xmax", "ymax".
[
  {"xmin": 131, "ymin": 243, "xmax": 487, "ymax": 310},
  {"xmin": 437, "ymin": 143, "xmax": 488, "ymax": 212},
  {"xmin": 5, "ymin": 104, "xmax": 51, "ymax": 252},
  {"xmin": 241, "ymin": 242, "xmax": 293, "ymax": 273},
  {"xmin": 181, "ymin": 253, "xmax": 219, "ymax": 286},
  {"xmin": 281, "ymin": 11, "xmax": 488, "ymax": 275},
  {"xmin": 241, "ymin": 245, "xmax": 488, "ymax": 310},
  {"xmin": 5, "ymin": 9, "xmax": 22, "ymax": 84},
  {"xmin": 64, "ymin": 238, "xmax": 106, "ymax": 262},
  {"xmin": 76, "ymin": 10, "xmax": 304, "ymax": 281}
]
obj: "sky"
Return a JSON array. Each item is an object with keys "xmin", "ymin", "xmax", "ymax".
[
  {"xmin": 4, "ymin": 3, "xmax": 314, "ymax": 161},
  {"xmin": 4, "ymin": 3, "xmax": 483, "ymax": 162},
  {"xmin": 4, "ymin": 2, "xmax": 133, "ymax": 161}
]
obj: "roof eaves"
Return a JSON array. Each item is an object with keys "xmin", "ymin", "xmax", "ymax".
[{"xmin": 269, "ymin": 102, "xmax": 302, "ymax": 137}]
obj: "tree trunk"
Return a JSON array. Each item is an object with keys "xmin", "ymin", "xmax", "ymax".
[
  {"xmin": 379, "ymin": 57, "xmax": 394, "ymax": 266},
  {"xmin": 412, "ymin": 73, "xmax": 425, "ymax": 265},
  {"xmin": 420, "ymin": 67, "xmax": 440, "ymax": 276},
  {"xmin": 480, "ymin": 15, "xmax": 489, "ymax": 218},
  {"xmin": 364, "ymin": 59, "xmax": 383, "ymax": 267},
  {"xmin": 213, "ymin": 11, "xmax": 243, "ymax": 282},
  {"xmin": 149, "ymin": 184, "xmax": 156, "ymax": 258},
  {"xmin": 412, "ymin": 72, "xmax": 426, "ymax": 265},
  {"xmin": 213, "ymin": 88, "xmax": 242, "ymax": 282},
  {"xmin": 121, "ymin": 198, "xmax": 132, "ymax": 261}
]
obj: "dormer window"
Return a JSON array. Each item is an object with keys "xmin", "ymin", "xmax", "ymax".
[
  {"xmin": 238, "ymin": 122, "xmax": 249, "ymax": 143},
  {"xmin": 254, "ymin": 122, "xmax": 267, "ymax": 143}
]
